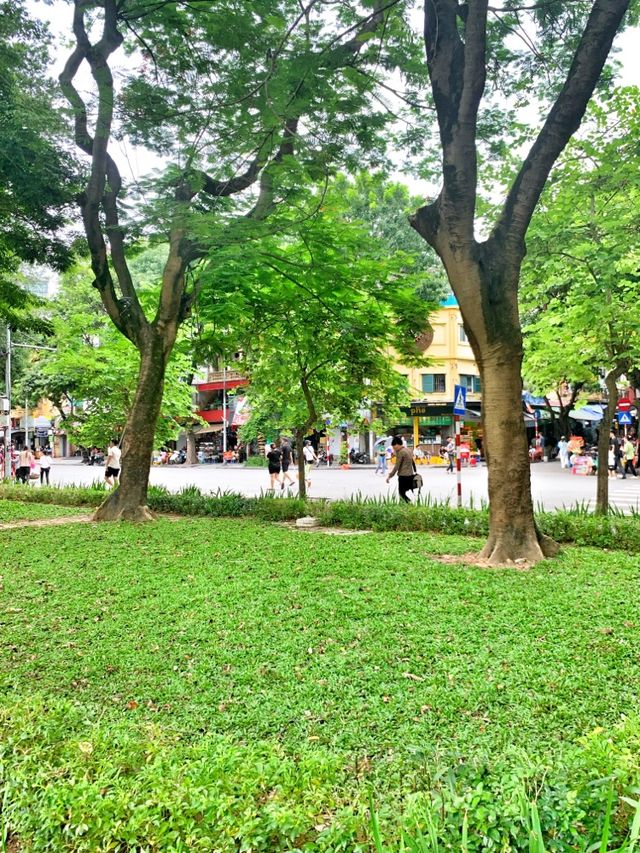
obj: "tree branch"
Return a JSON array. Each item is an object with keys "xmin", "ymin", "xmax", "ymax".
[{"xmin": 495, "ymin": 0, "xmax": 631, "ymax": 249}]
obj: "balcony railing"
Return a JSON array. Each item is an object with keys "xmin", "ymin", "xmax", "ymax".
[{"xmin": 205, "ymin": 369, "xmax": 247, "ymax": 384}]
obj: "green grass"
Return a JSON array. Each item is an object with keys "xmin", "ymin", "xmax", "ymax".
[
  {"xmin": 0, "ymin": 498, "xmax": 87, "ymax": 523},
  {"xmin": 3, "ymin": 518, "xmax": 640, "ymax": 850}
]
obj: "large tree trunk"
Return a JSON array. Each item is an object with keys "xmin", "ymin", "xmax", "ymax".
[
  {"xmin": 94, "ymin": 333, "xmax": 167, "ymax": 521},
  {"xmin": 478, "ymin": 346, "xmax": 558, "ymax": 563}
]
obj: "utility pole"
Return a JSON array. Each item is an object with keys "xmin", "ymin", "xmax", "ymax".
[
  {"xmin": 4, "ymin": 325, "xmax": 11, "ymax": 479},
  {"xmin": 222, "ymin": 362, "xmax": 227, "ymax": 458}
]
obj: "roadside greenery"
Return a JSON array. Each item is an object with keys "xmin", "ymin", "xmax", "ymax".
[
  {"xmin": 2, "ymin": 485, "xmax": 640, "ymax": 553},
  {"xmin": 2, "ymin": 516, "xmax": 640, "ymax": 849}
]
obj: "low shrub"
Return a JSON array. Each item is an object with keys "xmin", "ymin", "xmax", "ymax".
[
  {"xmin": 244, "ymin": 455, "xmax": 269, "ymax": 467},
  {"xmin": 3, "ymin": 699, "xmax": 640, "ymax": 851},
  {"xmin": 2, "ymin": 483, "xmax": 640, "ymax": 551}
]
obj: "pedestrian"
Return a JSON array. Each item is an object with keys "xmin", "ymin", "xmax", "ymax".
[
  {"xmin": 609, "ymin": 431, "xmax": 623, "ymax": 477},
  {"xmin": 16, "ymin": 445, "xmax": 33, "ymax": 484},
  {"xmin": 608, "ymin": 443, "xmax": 617, "ymax": 478},
  {"xmin": 39, "ymin": 448, "xmax": 52, "ymax": 485},
  {"xmin": 105, "ymin": 439, "xmax": 122, "ymax": 488},
  {"xmin": 302, "ymin": 440, "xmax": 317, "ymax": 490},
  {"xmin": 280, "ymin": 439, "xmax": 296, "ymax": 490},
  {"xmin": 386, "ymin": 435, "xmax": 416, "ymax": 503},
  {"xmin": 623, "ymin": 435, "xmax": 637, "ymax": 478},
  {"xmin": 557, "ymin": 435, "xmax": 570, "ymax": 469},
  {"xmin": 266, "ymin": 443, "xmax": 282, "ymax": 491},
  {"xmin": 445, "ymin": 437, "xmax": 455, "ymax": 473},
  {"xmin": 374, "ymin": 442, "xmax": 387, "ymax": 474}
]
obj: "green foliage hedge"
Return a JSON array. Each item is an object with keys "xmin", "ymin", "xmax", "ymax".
[{"xmin": 1, "ymin": 483, "xmax": 639, "ymax": 551}]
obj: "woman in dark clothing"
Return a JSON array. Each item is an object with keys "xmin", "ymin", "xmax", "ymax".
[
  {"xmin": 266, "ymin": 443, "xmax": 282, "ymax": 490},
  {"xmin": 386, "ymin": 435, "xmax": 416, "ymax": 502}
]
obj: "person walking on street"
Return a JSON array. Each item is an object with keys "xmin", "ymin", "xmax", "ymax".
[
  {"xmin": 266, "ymin": 443, "xmax": 282, "ymax": 491},
  {"xmin": 302, "ymin": 440, "xmax": 317, "ymax": 491},
  {"xmin": 557, "ymin": 436, "xmax": 570, "ymax": 469},
  {"xmin": 623, "ymin": 436, "xmax": 637, "ymax": 478},
  {"xmin": 39, "ymin": 448, "xmax": 52, "ymax": 485},
  {"xmin": 374, "ymin": 442, "xmax": 387, "ymax": 474},
  {"xmin": 386, "ymin": 435, "xmax": 415, "ymax": 503},
  {"xmin": 280, "ymin": 439, "xmax": 296, "ymax": 490},
  {"xmin": 16, "ymin": 446, "xmax": 33, "ymax": 484},
  {"xmin": 445, "ymin": 437, "xmax": 455, "ymax": 473},
  {"xmin": 105, "ymin": 440, "xmax": 122, "ymax": 488}
]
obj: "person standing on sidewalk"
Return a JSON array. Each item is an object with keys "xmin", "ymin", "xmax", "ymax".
[
  {"xmin": 374, "ymin": 443, "xmax": 387, "ymax": 475},
  {"xmin": 39, "ymin": 448, "xmax": 52, "ymax": 485},
  {"xmin": 386, "ymin": 435, "xmax": 415, "ymax": 503}
]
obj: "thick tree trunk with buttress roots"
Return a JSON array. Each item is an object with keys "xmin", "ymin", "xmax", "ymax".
[
  {"xmin": 94, "ymin": 334, "xmax": 167, "ymax": 521},
  {"xmin": 478, "ymin": 348, "xmax": 558, "ymax": 563}
]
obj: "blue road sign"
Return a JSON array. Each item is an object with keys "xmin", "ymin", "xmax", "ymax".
[
  {"xmin": 453, "ymin": 384, "xmax": 467, "ymax": 416},
  {"xmin": 617, "ymin": 411, "xmax": 633, "ymax": 425}
]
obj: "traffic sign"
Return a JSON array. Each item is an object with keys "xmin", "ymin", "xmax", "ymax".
[
  {"xmin": 618, "ymin": 398, "xmax": 632, "ymax": 411},
  {"xmin": 453, "ymin": 384, "xmax": 467, "ymax": 416},
  {"xmin": 617, "ymin": 411, "xmax": 633, "ymax": 425}
]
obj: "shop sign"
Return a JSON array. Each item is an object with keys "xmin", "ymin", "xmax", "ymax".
[{"xmin": 419, "ymin": 416, "xmax": 452, "ymax": 426}]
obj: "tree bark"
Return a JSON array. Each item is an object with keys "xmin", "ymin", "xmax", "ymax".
[
  {"xmin": 93, "ymin": 332, "xmax": 167, "ymax": 521},
  {"xmin": 295, "ymin": 428, "xmax": 306, "ymax": 499},
  {"xmin": 185, "ymin": 430, "xmax": 196, "ymax": 465},
  {"xmin": 595, "ymin": 369, "xmax": 621, "ymax": 514},
  {"xmin": 479, "ymin": 344, "xmax": 558, "ymax": 562}
]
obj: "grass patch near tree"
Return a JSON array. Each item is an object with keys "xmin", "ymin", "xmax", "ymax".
[
  {"xmin": 0, "ymin": 498, "xmax": 87, "ymax": 524},
  {"xmin": 2, "ymin": 517, "xmax": 640, "ymax": 848}
]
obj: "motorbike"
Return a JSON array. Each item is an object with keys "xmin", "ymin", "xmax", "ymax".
[{"xmin": 168, "ymin": 449, "xmax": 186, "ymax": 464}]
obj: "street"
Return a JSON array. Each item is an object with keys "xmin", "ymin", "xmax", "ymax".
[{"xmin": 39, "ymin": 459, "xmax": 640, "ymax": 513}]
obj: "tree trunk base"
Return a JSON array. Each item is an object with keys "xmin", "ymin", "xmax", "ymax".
[
  {"xmin": 93, "ymin": 490, "xmax": 156, "ymax": 522},
  {"xmin": 479, "ymin": 529, "xmax": 559, "ymax": 566}
]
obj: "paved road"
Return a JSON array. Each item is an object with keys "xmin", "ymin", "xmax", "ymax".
[{"xmin": 38, "ymin": 459, "xmax": 640, "ymax": 513}]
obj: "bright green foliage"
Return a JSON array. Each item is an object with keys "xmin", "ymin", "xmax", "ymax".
[
  {"xmin": 521, "ymin": 87, "xmax": 640, "ymax": 395},
  {"xmin": 16, "ymin": 251, "xmax": 195, "ymax": 448},
  {"xmin": 0, "ymin": 499, "xmax": 85, "ymax": 523},
  {"xmin": 3, "ymin": 517, "xmax": 640, "ymax": 847},
  {"xmin": 197, "ymin": 182, "xmax": 434, "ymax": 445},
  {"xmin": 0, "ymin": 2, "xmax": 76, "ymax": 331}
]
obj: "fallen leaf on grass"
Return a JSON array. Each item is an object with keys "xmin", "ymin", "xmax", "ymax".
[
  {"xmin": 402, "ymin": 671, "xmax": 424, "ymax": 682},
  {"xmin": 126, "ymin": 700, "xmax": 139, "ymax": 710}
]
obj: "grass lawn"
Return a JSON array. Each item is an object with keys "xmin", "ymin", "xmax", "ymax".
[
  {"xmin": 2, "ymin": 516, "xmax": 640, "ymax": 850},
  {"xmin": 0, "ymin": 498, "xmax": 87, "ymax": 523}
]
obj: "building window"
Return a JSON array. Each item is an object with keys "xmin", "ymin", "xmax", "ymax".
[
  {"xmin": 422, "ymin": 374, "xmax": 446, "ymax": 394},
  {"xmin": 460, "ymin": 374, "xmax": 481, "ymax": 393},
  {"xmin": 459, "ymin": 325, "xmax": 469, "ymax": 343}
]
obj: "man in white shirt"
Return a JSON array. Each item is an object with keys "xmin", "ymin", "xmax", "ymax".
[{"xmin": 105, "ymin": 440, "xmax": 122, "ymax": 487}]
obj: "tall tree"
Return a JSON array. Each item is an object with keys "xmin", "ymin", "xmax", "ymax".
[
  {"xmin": 520, "ymin": 87, "xmax": 640, "ymax": 514},
  {"xmin": 197, "ymin": 184, "xmax": 433, "ymax": 496},
  {"xmin": 0, "ymin": 2, "xmax": 76, "ymax": 331},
  {"xmin": 408, "ymin": 0, "xmax": 633, "ymax": 563},
  {"xmin": 59, "ymin": 0, "xmax": 413, "ymax": 520}
]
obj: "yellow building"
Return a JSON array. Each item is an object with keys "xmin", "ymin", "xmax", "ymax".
[{"xmin": 393, "ymin": 295, "xmax": 482, "ymax": 453}]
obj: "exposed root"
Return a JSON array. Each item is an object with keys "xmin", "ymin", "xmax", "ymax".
[
  {"xmin": 93, "ymin": 495, "xmax": 156, "ymax": 522},
  {"xmin": 434, "ymin": 552, "xmax": 532, "ymax": 570}
]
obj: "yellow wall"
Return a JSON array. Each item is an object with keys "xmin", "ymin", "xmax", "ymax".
[{"xmin": 394, "ymin": 304, "xmax": 481, "ymax": 404}]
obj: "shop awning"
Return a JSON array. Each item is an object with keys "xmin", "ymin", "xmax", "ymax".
[
  {"xmin": 569, "ymin": 405, "xmax": 604, "ymax": 422},
  {"xmin": 194, "ymin": 424, "xmax": 224, "ymax": 434}
]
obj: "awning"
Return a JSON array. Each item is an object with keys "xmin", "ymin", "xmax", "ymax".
[
  {"xmin": 569, "ymin": 405, "xmax": 604, "ymax": 422},
  {"xmin": 194, "ymin": 424, "xmax": 223, "ymax": 434}
]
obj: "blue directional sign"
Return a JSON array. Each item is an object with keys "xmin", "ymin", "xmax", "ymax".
[
  {"xmin": 617, "ymin": 411, "xmax": 633, "ymax": 425},
  {"xmin": 453, "ymin": 384, "xmax": 467, "ymax": 416}
]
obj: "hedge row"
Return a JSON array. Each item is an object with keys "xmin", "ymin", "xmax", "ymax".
[{"xmin": 1, "ymin": 483, "xmax": 639, "ymax": 552}]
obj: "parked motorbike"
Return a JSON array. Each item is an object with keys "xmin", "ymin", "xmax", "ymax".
[{"xmin": 168, "ymin": 449, "xmax": 186, "ymax": 464}]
